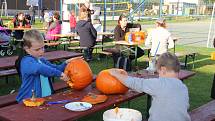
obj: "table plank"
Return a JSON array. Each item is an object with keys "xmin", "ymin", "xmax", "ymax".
[
  {"xmin": 0, "ymin": 85, "xmax": 144, "ymax": 121},
  {"xmin": 49, "ymin": 32, "xmax": 114, "ymax": 38},
  {"xmin": 0, "ymin": 50, "xmax": 82, "ymax": 69},
  {"xmin": 6, "ymin": 28, "xmax": 47, "ymax": 31},
  {"xmin": 0, "ymin": 70, "xmax": 195, "ymax": 121}
]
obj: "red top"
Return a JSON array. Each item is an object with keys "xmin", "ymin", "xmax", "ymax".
[{"xmin": 70, "ymin": 15, "xmax": 76, "ymax": 28}]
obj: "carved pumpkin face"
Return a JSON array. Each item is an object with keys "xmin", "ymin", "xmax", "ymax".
[
  {"xmin": 64, "ymin": 58, "xmax": 93, "ymax": 90},
  {"xmin": 125, "ymin": 31, "xmax": 145, "ymax": 44},
  {"xmin": 96, "ymin": 69, "xmax": 128, "ymax": 94}
]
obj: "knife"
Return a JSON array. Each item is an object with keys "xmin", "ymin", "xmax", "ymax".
[{"xmin": 47, "ymin": 98, "xmax": 80, "ymax": 105}]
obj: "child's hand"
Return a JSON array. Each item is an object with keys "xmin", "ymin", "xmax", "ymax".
[
  {"xmin": 60, "ymin": 73, "xmax": 70, "ymax": 82},
  {"xmin": 65, "ymin": 56, "xmax": 84, "ymax": 64},
  {"xmin": 108, "ymin": 69, "xmax": 128, "ymax": 82}
]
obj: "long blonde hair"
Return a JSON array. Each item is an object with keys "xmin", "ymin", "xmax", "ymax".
[{"xmin": 79, "ymin": 7, "xmax": 88, "ymax": 20}]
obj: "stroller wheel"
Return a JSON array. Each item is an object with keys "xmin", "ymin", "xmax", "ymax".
[
  {"xmin": 7, "ymin": 49, "xmax": 13, "ymax": 56},
  {"xmin": 0, "ymin": 50, "xmax": 6, "ymax": 56}
]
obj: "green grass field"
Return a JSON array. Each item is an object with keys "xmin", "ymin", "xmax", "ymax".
[{"xmin": 0, "ymin": 19, "xmax": 214, "ymax": 120}]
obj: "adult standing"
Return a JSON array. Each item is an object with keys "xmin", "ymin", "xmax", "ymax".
[
  {"xmin": 40, "ymin": 8, "xmax": 46, "ymax": 23},
  {"xmin": 145, "ymin": 18, "xmax": 174, "ymax": 56},
  {"xmin": 29, "ymin": 5, "xmax": 36, "ymax": 25}
]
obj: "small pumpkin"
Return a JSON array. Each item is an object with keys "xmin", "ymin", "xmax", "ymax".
[
  {"xmin": 96, "ymin": 69, "xmax": 128, "ymax": 94},
  {"xmin": 23, "ymin": 98, "xmax": 45, "ymax": 107},
  {"xmin": 81, "ymin": 94, "xmax": 108, "ymax": 104},
  {"xmin": 64, "ymin": 58, "xmax": 93, "ymax": 90},
  {"xmin": 125, "ymin": 31, "xmax": 145, "ymax": 44}
]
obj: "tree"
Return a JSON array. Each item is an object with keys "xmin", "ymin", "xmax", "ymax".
[{"xmin": 203, "ymin": 0, "xmax": 215, "ymax": 3}]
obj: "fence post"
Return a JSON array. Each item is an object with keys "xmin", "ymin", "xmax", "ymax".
[
  {"xmin": 159, "ymin": 0, "xmax": 163, "ymax": 17},
  {"xmin": 103, "ymin": 0, "xmax": 107, "ymax": 32}
]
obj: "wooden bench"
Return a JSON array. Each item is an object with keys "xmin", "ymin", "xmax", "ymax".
[
  {"xmin": 44, "ymin": 42, "xmax": 61, "ymax": 47},
  {"xmin": 175, "ymin": 52, "xmax": 197, "ymax": 69},
  {"xmin": 99, "ymin": 51, "xmax": 113, "ymax": 67},
  {"xmin": 190, "ymin": 100, "xmax": 215, "ymax": 121},
  {"xmin": 0, "ymin": 75, "xmax": 97, "ymax": 108},
  {"xmin": 67, "ymin": 46, "xmax": 87, "ymax": 52},
  {"xmin": 61, "ymin": 40, "xmax": 80, "ymax": 50},
  {"xmin": 0, "ymin": 69, "xmax": 17, "ymax": 83},
  {"xmin": 93, "ymin": 44, "xmax": 114, "ymax": 53},
  {"xmin": 44, "ymin": 40, "xmax": 61, "ymax": 50}
]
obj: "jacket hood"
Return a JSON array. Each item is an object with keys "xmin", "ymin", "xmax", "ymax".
[{"xmin": 77, "ymin": 20, "xmax": 88, "ymax": 27}]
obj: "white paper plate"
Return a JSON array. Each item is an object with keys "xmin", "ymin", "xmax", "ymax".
[{"xmin": 65, "ymin": 102, "xmax": 92, "ymax": 111}]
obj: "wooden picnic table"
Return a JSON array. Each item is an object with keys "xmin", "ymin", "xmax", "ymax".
[
  {"xmin": 6, "ymin": 27, "xmax": 47, "ymax": 31},
  {"xmin": 114, "ymin": 41, "xmax": 149, "ymax": 66},
  {"xmin": 0, "ymin": 50, "xmax": 82, "ymax": 70},
  {"xmin": 97, "ymin": 32, "xmax": 114, "ymax": 36},
  {"xmin": 0, "ymin": 70, "xmax": 195, "ymax": 121},
  {"xmin": 49, "ymin": 32, "xmax": 114, "ymax": 38},
  {"xmin": 49, "ymin": 33, "xmax": 77, "ymax": 38}
]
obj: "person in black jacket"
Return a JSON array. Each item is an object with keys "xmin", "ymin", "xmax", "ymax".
[
  {"xmin": 12, "ymin": 12, "xmax": 31, "ymax": 40},
  {"xmin": 76, "ymin": 8, "xmax": 97, "ymax": 61},
  {"xmin": 106, "ymin": 14, "xmax": 144, "ymax": 66}
]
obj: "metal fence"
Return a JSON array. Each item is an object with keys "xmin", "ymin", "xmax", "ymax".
[{"xmin": 1, "ymin": 0, "xmax": 214, "ymax": 18}]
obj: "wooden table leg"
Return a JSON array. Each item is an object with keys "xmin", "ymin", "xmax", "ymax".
[{"xmin": 146, "ymin": 94, "xmax": 152, "ymax": 119}]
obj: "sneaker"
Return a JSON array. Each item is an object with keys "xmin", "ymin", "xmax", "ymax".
[{"xmin": 86, "ymin": 58, "xmax": 93, "ymax": 62}]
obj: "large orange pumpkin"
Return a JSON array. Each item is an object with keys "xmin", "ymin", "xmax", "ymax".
[
  {"xmin": 125, "ymin": 31, "xmax": 145, "ymax": 44},
  {"xmin": 96, "ymin": 69, "xmax": 128, "ymax": 94},
  {"xmin": 64, "ymin": 58, "xmax": 93, "ymax": 90}
]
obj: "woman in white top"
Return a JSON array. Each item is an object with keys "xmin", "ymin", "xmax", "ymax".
[{"xmin": 145, "ymin": 18, "xmax": 174, "ymax": 56}]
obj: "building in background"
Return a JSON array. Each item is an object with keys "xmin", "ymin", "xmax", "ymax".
[
  {"xmin": 164, "ymin": 0, "xmax": 198, "ymax": 15},
  {"xmin": 0, "ymin": 0, "xmax": 60, "ymax": 16}
]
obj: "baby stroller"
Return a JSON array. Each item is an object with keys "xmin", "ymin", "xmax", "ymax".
[
  {"xmin": 0, "ymin": 40, "xmax": 16, "ymax": 56},
  {"xmin": 0, "ymin": 27, "xmax": 16, "ymax": 56}
]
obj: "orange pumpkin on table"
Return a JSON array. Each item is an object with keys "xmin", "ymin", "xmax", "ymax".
[
  {"xmin": 64, "ymin": 58, "xmax": 93, "ymax": 90},
  {"xmin": 96, "ymin": 69, "xmax": 128, "ymax": 94},
  {"xmin": 23, "ymin": 90, "xmax": 45, "ymax": 107},
  {"xmin": 23, "ymin": 98, "xmax": 45, "ymax": 107},
  {"xmin": 125, "ymin": 31, "xmax": 145, "ymax": 44}
]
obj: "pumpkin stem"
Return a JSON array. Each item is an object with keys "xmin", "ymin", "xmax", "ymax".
[{"xmin": 31, "ymin": 90, "xmax": 36, "ymax": 102}]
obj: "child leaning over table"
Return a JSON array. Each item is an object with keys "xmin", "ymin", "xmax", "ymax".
[
  {"xmin": 15, "ymin": 29, "xmax": 79, "ymax": 103},
  {"xmin": 109, "ymin": 52, "xmax": 191, "ymax": 121}
]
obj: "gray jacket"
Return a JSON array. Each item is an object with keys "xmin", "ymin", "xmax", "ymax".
[{"xmin": 76, "ymin": 20, "xmax": 97, "ymax": 47}]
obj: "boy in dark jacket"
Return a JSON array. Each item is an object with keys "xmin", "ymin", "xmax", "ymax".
[{"xmin": 76, "ymin": 8, "xmax": 97, "ymax": 61}]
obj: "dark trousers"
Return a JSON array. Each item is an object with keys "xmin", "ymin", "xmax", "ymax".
[
  {"xmin": 105, "ymin": 46, "xmax": 144, "ymax": 66},
  {"xmin": 129, "ymin": 46, "xmax": 145, "ymax": 60},
  {"xmin": 83, "ymin": 48, "xmax": 93, "ymax": 60},
  {"xmin": 13, "ymin": 30, "xmax": 24, "ymax": 40},
  {"xmin": 71, "ymin": 27, "xmax": 76, "ymax": 33}
]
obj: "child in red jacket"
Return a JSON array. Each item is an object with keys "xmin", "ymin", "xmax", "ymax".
[{"xmin": 70, "ymin": 10, "xmax": 76, "ymax": 33}]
